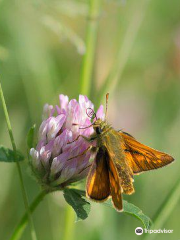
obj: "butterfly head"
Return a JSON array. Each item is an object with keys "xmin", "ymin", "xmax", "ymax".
[
  {"xmin": 93, "ymin": 119, "xmax": 106, "ymax": 135},
  {"xmin": 92, "ymin": 93, "xmax": 109, "ymax": 134},
  {"xmin": 78, "ymin": 93, "xmax": 109, "ymax": 134}
]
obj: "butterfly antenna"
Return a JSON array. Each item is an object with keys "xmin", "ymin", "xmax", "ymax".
[
  {"xmin": 105, "ymin": 93, "xmax": 109, "ymax": 120},
  {"xmin": 86, "ymin": 108, "xmax": 97, "ymax": 121}
]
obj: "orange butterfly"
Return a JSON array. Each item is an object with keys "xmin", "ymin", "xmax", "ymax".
[{"xmin": 70, "ymin": 94, "xmax": 174, "ymax": 211}]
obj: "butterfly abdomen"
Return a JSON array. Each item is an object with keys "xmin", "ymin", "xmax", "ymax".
[
  {"xmin": 115, "ymin": 163, "xmax": 135, "ymax": 195},
  {"xmin": 102, "ymin": 129, "xmax": 135, "ymax": 195}
]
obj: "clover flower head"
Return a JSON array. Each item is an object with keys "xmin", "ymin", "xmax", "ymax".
[{"xmin": 30, "ymin": 94, "xmax": 105, "ymax": 189}]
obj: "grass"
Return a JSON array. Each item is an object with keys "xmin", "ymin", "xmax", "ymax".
[{"xmin": 0, "ymin": 83, "xmax": 37, "ymax": 240}]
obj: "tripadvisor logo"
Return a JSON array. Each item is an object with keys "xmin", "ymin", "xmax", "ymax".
[
  {"xmin": 135, "ymin": 227, "xmax": 143, "ymax": 235},
  {"xmin": 135, "ymin": 227, "xmax": 173, "ymax": 235}
]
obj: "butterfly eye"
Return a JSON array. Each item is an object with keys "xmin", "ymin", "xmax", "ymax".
[{"xmin": 96, "ymin": 127, "xmax": 102, "ymax": 134}]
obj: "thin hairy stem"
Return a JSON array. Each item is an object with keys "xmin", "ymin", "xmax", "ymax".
[{"xmin": 0, "ymin": 82, "xmax": 38, "ymax": 240}]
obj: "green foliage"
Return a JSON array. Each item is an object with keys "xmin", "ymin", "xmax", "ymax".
[
  {"xmin": 64, "ymin": 188, "xmax": 152, "ymax": 228},
  {"xmin": 27, "ymin": 125, "xmax": 36, "ymax": 150},
  {"xmin": 123, "ymin": 200, "xmax": 152, "ymax": 229},
  {"xmin": 104, "ymin": 199, "xmax": 152, "ymax": 229},
  {"xmin": 63, "ymin": 189, "xmax": 91, "ymax": 222},
  {"xmin": 0, "ymin": 145, "xmax": 24, "ymax": 162}
]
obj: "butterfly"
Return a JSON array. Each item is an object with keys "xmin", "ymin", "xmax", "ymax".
[{"xmin": 70, "ymin": 94, "xmax": 174, "ymax": 211}]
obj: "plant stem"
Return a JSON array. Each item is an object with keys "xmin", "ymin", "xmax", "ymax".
[
  {"xmin": 98, "ymin": 0, "xmax": 150, "ymax": 105},
  {"xmin": 10, "ymin": 190, "xmax": 47, "ymax": 240},
  {"xmin": 143, "ymin": 176, "xmax": 180, "ymax": 240},
  {"xmin": 71, "ymin": 0, "xmax": 102, "ymax": 238},
  {"xmin": 62, "ymin": 205, "xmax": 76, "ymax": 240},
  {"xmin": 0, "ymin": 82, "xmax": 37, "ymax": 240},
  {"xmin": 79, "ymin": 0, "xmax": 102, "ymax": 96}
]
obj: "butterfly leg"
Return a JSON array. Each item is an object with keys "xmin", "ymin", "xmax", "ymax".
[
  {"xmin": 67, "ymin": 133, "xmax": 97, "ymax": 144},
  {"xmin": 67, "ymin": 135, "xmax": 90, "ymax": 144},
  {"xmin": 67, "ymin": 146, "xmax": 96, "ymax": 161}
]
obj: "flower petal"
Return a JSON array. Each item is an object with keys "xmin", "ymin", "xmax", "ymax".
[
  {"xmin": 30, "ymin": 148, "xmax": 43, "ymax": 173},
  {"xmin": 96, "ymin": 105, "xmax": 105, "ymax": 120},
  {"xmin": 59, "ymin": 94, "xmax": 69, "ymax": 111},
  {"xmin": 55, "ymin": 159, "xmax": 78, "ymax": 185},
  {"xmin": 42, "ymin": 104, "xmax": 54, "ymax": 120},
  {"xmin": 65, "ymin": 99, "xmax": 81, "ymax": 133},
  {"xmin": 39, "ymin": 146, "xmax": 52, "ymax": 169},
  {"xmin": 47, "ymin": 114, "xmax": 66, "ymax": 141},
  {"xmin": 52, "ymin": 129, "xmax": 72, "ymax": 157},
  {"xmin": 79, "ymin": 95, "xmax": 94, "ymax": 112},
  {"xmin": 50, "ymin": 151, "xmax": 70, "ymax": 176}
]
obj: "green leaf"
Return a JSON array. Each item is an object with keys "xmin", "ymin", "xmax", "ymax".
[
  {"xmin": 27, "ymin": 124, "xmax": 36, "ymax": 149},
  {"xmin": 64, "ymin": 188, "xmax": 152, "ymax": 228},
  {"xmin": 63, "ymin": 188, "xmax": 91, "ymax": 222},
  {"xmin": 104, "ymin": 199, "xmax": 152, "ymax": 229},
  {"xmin": 0, "ymin": 146, "xmax": 24, "ymax": 162}
]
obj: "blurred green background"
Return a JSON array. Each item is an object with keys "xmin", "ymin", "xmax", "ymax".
[{"xmin": 0, "ymin": 0, "xmax": 180, "ymax": 240}]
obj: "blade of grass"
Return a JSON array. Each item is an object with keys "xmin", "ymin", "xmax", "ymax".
[
  {"xmin": 143, "ymin": 176, "xmax": 180, "ymax": 240},
  {"xmin": 79, "ymin": 0, "xmax": 102, "ymax": 96},
  {"xmin": 42, "ymin": 15, "xmax": 86, "ymax": 55},
  {"xmin": 10, "ymin": 190, "xmax": 47, "ymax": 240},
  {"xmin": 64, "ymin": 1, "xmax": 102, "ymax": 239},
  {"xmin": 0, "ymin": 82, "xmax": 37, "ymax": 240},
  {"xmin": 98, "ymin": 0, "xmax": 151, "ymax": 105}
]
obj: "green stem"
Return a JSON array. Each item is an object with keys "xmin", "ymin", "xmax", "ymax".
[
  {"xmin": 10, "ymin": 190, "xmax": 47, "ymax": 240},
  {"xmin": 0, "ymin": 82, "xmax": 37, "ymax": 240},
  {"xmin": 79, "ymin": 0, "xmax": 102, "ymax": 96},
  {"xmin": 143, "ymin": 176, "xmax": 180, "ymax": 240},
  {"xmin": 62, "ymin": 205, "xmax": 76, "ymax": 240},
  {"xmin": 98, "ymin": 0, "xmax": 150, "ymax": 105},
  {"xmin": 71, "ymin": 0, "xmax": 102, "ymax": 237}
]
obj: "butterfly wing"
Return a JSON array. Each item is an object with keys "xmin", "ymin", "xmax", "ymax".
[
  {"xmin": 119, "ymin": 131, "xmax": 174, "ymax": 174},
  {"xmin": 86, "ymin": 148, "xmax": 110, "ymax": 201},
  {"xmin": 107, "ymin": 155, "xmax": 123, "ymax": 211}
]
